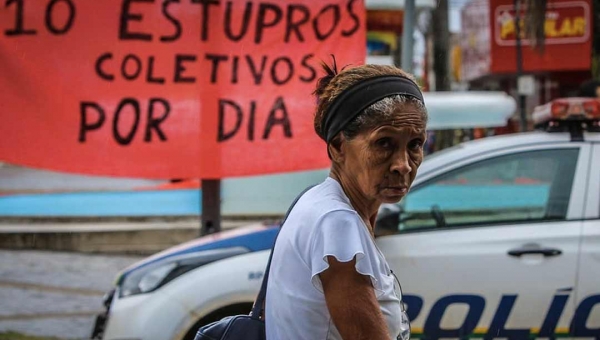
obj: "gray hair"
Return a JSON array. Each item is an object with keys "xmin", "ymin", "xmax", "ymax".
[{"xmin": 341, "ymin": 95, "xmax": 428, "ymax": 140}]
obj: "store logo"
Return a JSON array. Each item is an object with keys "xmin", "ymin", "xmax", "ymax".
[{"xmin": 494, "ymin": 1, "xmax": 590, "ymax": 46}]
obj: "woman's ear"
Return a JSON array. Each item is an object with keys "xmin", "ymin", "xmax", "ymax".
[{"xmin": 328, "ymin": 135, "xmax": 345, "ymax": 163}]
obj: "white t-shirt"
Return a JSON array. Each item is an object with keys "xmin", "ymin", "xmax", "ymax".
[{"xmin": 265, "ymin": 177, "xmax": 403, "ymax": 340}]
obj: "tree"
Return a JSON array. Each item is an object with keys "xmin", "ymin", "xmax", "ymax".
[
  {"xmin": 431, "ymin": 0, "xmax": 455, "ymax": 151},
  {"xmin": 522, "ymin": 0, "xmax": 547, "ymax": 53}
]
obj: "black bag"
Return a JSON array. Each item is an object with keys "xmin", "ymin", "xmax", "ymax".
[{"xmin": 194, "ymin": 186, "xmax": 314, "ymax": 340}]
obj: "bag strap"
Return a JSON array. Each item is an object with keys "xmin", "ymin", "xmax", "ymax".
[{"xmin": 250, "ymin": 184, "xmax": 316, "ymax": 319}]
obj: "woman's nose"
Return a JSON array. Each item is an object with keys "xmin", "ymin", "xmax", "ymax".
[{"xmin": 390, "ymin": 151, "xmax": 411, "ymax": 175}]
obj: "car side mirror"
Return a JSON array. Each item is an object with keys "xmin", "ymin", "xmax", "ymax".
[{"xmin": 375, "ymin": 205, "xmax": 403, "ymax": 235}]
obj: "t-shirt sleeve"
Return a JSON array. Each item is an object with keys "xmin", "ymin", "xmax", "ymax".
[{"xmin": 309, "ymin": 209, "xmax": 385, "ymax": 296}]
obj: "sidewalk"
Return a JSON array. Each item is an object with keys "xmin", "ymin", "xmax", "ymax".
[
  {"xmin": 0, "ymin": 249, "xmax": 142, "ymax": 340},
  {"xmin": 0, "ymin": 219, "xmax": 265, "ymax": 255}
]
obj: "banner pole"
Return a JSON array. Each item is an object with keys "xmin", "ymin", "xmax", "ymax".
[{"xmin": 201, "ymin": 179, "xmax": 221, "ymax": 236}]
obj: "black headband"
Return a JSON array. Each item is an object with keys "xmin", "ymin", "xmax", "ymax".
[{"xmin": 321, "ymin": 75, "xmax": 424, "ymax": 143}]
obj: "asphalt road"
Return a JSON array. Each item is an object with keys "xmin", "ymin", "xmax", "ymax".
[{"xmin": 0, "ymin": 250, "xmax": 142, "ymax": 339}]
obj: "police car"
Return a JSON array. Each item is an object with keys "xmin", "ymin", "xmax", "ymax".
[{"xmin": 93, "ymin": 96, "xmax": 600, "ymax": 340}]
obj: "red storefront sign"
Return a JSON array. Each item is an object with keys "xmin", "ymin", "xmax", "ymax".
[{"xmin": 490, "ymin": 0, "xmax": 592, "ymax": 73}]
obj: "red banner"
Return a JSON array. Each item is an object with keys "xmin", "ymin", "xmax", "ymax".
[
  {"xmin": 0, "ymin": 0, "xmax": 365, "ymax": 179},
  {"xmin": 490, "ymin": 0, "xmax": 591, "ymax": 73}
]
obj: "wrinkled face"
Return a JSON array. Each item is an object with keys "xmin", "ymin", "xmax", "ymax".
[{"xmin": 338, "ymin": 103, "xmax": 427, "ymax": 204}]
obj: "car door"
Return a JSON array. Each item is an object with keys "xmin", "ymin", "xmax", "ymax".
[
  {"xmin": 376, "ymin": 142, "xmax": 590, "ymax": 340},
  {"xmin": 572, "ymin": 142, "xmax": 600, "ymax": 338}
]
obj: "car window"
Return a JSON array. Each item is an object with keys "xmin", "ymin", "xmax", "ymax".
[{"xmin": 392, "ymin": 148, "xmax": 580, "ymax": 232}]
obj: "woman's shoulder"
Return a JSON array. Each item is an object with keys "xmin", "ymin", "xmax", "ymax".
[
  {"xmin": 279, "ymin": 178, "xmax": 358, "ymax": 244},
  {"xmin": 293, "ymin": 178, "xmax": 356, "ymax": 219}
]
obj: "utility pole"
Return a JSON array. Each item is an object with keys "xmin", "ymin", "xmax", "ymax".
[
  {"xmin": 401, "ymin": 0, "xmax": 416, "ymax": 73},
  {"xmin": 514, "ymin": 0, "xmax": 528, "ymax": 132}
]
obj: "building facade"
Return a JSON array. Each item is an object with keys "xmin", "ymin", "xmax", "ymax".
[{"xmin": 460, "ymin": 0, "xmax": 594, "ymax": 125}]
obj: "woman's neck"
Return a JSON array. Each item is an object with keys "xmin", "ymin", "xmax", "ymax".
[{"xmin": 329, "ymin": 170, "xmax": 380, "ymax": 235}]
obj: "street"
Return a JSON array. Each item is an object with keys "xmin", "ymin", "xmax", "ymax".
[{"xmin": 0, "ymin": 250, "xmax": 142, "ymax": 339}]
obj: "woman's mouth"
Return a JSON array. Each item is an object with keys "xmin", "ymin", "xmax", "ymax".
[{"xmin": 384, "ymin": 186, "xmax": 408, "ymax": 195}]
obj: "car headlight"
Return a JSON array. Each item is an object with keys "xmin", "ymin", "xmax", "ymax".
[{"xmin": 119, "ymin": 247, "xmax": 249, "ymax": 298}]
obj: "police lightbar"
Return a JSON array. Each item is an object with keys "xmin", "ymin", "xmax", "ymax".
[
  {"xmin": 533, "ymin": 97, "xmax": 600, "ymax": 141},
  {"xmin": 424, "ymin": 92, "xmax": 516, "ymax": 130}
]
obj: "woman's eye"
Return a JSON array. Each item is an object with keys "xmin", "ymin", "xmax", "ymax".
[
  {"xmin": 376, "ymin": 138, "xmax": 392, "ymax": 148},
  {"xmin": 408, "ymin": 139, "xmax": 423, "ymax": 150}
]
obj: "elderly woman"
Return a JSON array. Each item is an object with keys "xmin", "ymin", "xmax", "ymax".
[{"xmin": 265, "ymin": 63, "xmax": 428, "ymax": 340}]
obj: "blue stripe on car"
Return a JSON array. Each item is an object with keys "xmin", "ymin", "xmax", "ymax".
[{"xmin": 120, "ymin": 226, "xmax": 280, "ymax": 279}]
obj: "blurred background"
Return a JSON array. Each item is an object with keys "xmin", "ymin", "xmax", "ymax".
[{"xmin": 0, "ymin": 0, "xmax": 598, "ymax": 339}]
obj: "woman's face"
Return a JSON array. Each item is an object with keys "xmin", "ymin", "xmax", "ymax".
[{"xmin": 338, "ymin": 103, "xmax": 427, "ymax": 204}]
